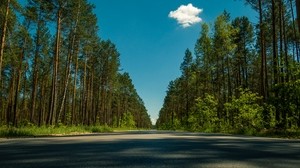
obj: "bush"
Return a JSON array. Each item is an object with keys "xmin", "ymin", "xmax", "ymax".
[
  {"xmin": 225, "ymin": 88, "xmax": 264, "ymax": 131},
  {"xmin": 188, "ymin": 94, "xmax": 219, "ymax": 132},
  {"xmin": 120, "ymin": 112, "xmax": 136, "ymax": 129}
]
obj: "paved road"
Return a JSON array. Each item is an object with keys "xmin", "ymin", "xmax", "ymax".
[{"xmin": 0, "ymin": 131, "xmax": 300, "ymax": 168}]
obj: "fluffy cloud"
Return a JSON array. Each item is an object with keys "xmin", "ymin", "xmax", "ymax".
[{"xmin": 169, "ymin": 3, "xmax": 203, "ymax": 28}]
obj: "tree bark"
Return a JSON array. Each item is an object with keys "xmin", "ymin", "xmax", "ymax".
[
  {"xmin": 259, "ymin": 0, "xmax": 267, "ymax": 100},
  {"xmin": 57, "ymin": 1, "xmax": 80, "ymax": 124},
  {"xmin": 272, "ymin": 0, "xmax": 278, "ymax": 86},
  {"xmin": 290, "ymin": 0, "xmax": 299, "ymax": 62},
  {"xmin": 296, "ymin": 0, "xmax": 300, "ymax": 36},
  {"xmin": 48, "ymin": 7, "xmax": 62, "ymax": 125},
  {"xmin": 31, "ymin": 11, "xmax": 42, "ymax": 123},
  {"xmin": 71, "ymin": 45, "xmax": 79, "ymax": 125},
  {"xmin": 13, "ymin": 39, "xmax": 27, "ymax": 127},
  {"xmin": 0, "ymin": 0, "xmax": 10, "ymax": 82}
]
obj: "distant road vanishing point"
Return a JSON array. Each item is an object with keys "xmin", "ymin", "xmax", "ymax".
[{"xmin": 1, "ymin": 131, "xmax": 300, "ymax": 168}]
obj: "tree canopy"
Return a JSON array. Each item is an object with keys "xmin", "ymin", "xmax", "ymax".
[
  {"xmin": 157, "ymin": 1, "xmax": 300, "ymax": 132},
  {"xmin": 0, "ymin": 0, "xmax": 152, "ymax": 128}
]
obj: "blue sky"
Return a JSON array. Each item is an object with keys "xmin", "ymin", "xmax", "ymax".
[{"xmin": 91, "ymin": 0, "xmax": 257, "ymax": 124}]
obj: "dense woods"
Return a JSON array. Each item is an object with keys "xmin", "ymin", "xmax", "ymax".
[
  {"xmin": 0, "ymin": 0, "xmax": 152, "ymax": 128},
  {"xmin": 157, "ymin": 0, "xmax": 300, "ymax": 133}
]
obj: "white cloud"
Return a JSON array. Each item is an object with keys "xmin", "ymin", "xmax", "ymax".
[{"xmin": 169, "ymin": 3, "xmax": 203, "ymax": 28}]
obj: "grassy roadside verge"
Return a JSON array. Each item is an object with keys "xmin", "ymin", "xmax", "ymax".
[
  {"xmin": 255, "ymin": 129, "xmax": 300, "ymax": 139},
  {"xmin": 162, "ymin": 127, "xmax": 300, "ymax": 139},
  {"xmin": 0, "ymin": 125, "xmax": 113, "ymax": 138},
  {"xmin": 199, "ymin": 129, "xmax": 300, "ymax": 139}
]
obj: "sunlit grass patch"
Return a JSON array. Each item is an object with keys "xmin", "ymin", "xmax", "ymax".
[{"xmin": 0, "ymin": 125, "xmax": 113, "ymax": 138}]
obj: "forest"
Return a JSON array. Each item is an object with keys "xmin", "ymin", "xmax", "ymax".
[
  {"xmin": 157, "ymin": 0, "xmax": 300, "ymax": 134},
  {"xmin": 0, "ymin": 0, "xmax": 152, "ymax": 129}
]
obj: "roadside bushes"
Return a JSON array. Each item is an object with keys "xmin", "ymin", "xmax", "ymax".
[
  {"xmin": 224, "ymin": 89, "xmax": 264, "ymax": 133},
  {"xmin": 188, "ymin": 94, "xmax": 219, "ymax": 132},
  {"xmin": 188, "ymin": 89, "xmax": 275, "ymax": 133}
]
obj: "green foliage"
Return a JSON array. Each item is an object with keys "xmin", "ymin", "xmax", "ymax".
[
  {"xmin": 0, "ymin": 127, "xmax": 34, "ymax": 137},
  {"xmin": 188, "ymin": 94, "xmax": 219, "ymax": 132},
  {"xmin": 121, "ymin": 112, "xmax": 136, "ymax": 129},
  {"xmin": 225, "ymin": 89, "xmax": 264, "ymax": 131},
  {"xmin": 89, "ymin": 125, "xmax": 112, "ymax": 133},
  {"xmin": 157, "ymin": 3, "xmax": 300, "ymax": 137},
  {"xmin": 0, "ymin": 0, "xmax": 152, "ymax": 128},
  {"xmin": 262, "ymin": 103, "xmax": 276, "ymax": 128},
  {"xmin": 0, "ymin": 125, "xmax": 113, "ymax": 138}
]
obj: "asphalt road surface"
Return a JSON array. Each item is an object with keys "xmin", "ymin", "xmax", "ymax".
[{"xmin": 0, "ymin": 131, "xmax": 300, "ymax": 168}]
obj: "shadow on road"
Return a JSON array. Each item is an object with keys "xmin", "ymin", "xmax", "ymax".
[{"xmin": 0, "ymin": 132, "xmax": 299, "ymax": 168}]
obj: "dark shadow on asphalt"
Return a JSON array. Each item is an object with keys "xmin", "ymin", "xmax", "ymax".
[{"xmin": 0, "ymin": 132, "xmax": 300, "ymax": 168}]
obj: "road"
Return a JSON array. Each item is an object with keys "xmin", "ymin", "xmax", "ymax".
[{"xmin": 0, "ymin": 131, "xmax": 300, "ymax": 168}]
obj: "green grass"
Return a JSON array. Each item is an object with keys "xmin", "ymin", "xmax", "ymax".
[
  {"xmin": 0, "ymin": 125, "xmax": 113, "ymax": 138},
  {"xmin": 223, "ymin": 128, "xmax": 300, "ymax": 139},
  {"xmin": 256, "ymin": 129, "xmax": 300, "ymax": 139},
  {"xmin": 185, "ymin": 127, "xmax": 300, "ymax": 139}
]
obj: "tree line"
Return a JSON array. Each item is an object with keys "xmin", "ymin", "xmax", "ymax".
[
  {"xmin": 0, "ymin": 0, "xmax": 152, "ymax": 128},
  {"xmin": 157, "ymin": 0, "xmax": 300, "ymax": 132}
]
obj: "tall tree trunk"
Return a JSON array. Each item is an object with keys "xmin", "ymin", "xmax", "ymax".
[
  {"xmin": 283, "ymin": 2, "xmax": 289, "ymax": 83},
  {"xmin": 259, "ymin": 0, "xmax": 267, "ymax": 100},
  {"xmin": 13, "ymin": 40, "xmax": 26, "ymax": 127},
  {"xmin": 7, "ymin": 72, "xmax": 15, "ymax": 126},
  {"xmin": 82, "ymin": 56, "xmax": 87, "ymax": 125},
  {"xmin": 31, "ymin": 15, "xmax": 41, "ymax": 123},
  {"xmin": 296, "ymin": 0, "xmax": 300, "ymax": 35},
  {"xmin": 290, "ymin": 0, "xmax": 299, "ymax": 62},
  {"xmin": 0, "ymin": 0, "xmax": 10, "ymax": 82},
  {"xmin": 0, "ymin": 0, "xmax": 11, "ymax": 124},
  {"xmin": 243, "ymin": 38, "xmax": 248, "ymax": 88},
  {"xmin": 48, "ymin": 7, "xmax": 62, "ymax": 125},
  {"xmin": 272, "ymin": 0, "xmax": 280, "ymax": 126},
  {"xmin": 71, "ymin": 45, "xmax": 79, "ymax": 125},
  {"xmin": 57, "ymin": 2, "xmax": 80, "ymax": 124},
  {"xmin": 38, "ymin": 79, "xmax": 45, "ymax": 126},
  {"xmin": 272, "ymin": 0, "xmax": 279, "ymax": 86},
  {"xmin": 279, "ymin": 0, "xmax": 284, "ymax": 84},
  {"xmin": 89, "ymin": 71, "xmax": 94, "ymax": 125}
]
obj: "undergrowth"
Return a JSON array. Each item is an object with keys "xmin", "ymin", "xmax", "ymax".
[{"xmin": 0, "ymin": 125, "xmax": 113, "ymax": 138}]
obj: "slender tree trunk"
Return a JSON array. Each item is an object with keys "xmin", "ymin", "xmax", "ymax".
[
  {"xmin": 57, "ymin": 2, "xmax": 80, "ymax": 123},
  {"xmin": 57, "ymin": 38, "xmax": 73, "ymax": 123},
  {"xmin": 48, "ymin": 7, "xmax": 62, "ymax": 125},
  {"xmin": 243, "ymin": 38, "xmax": 248, "ymax": 88},
  {"xmin": 272, "ymin": 0, "xmax": 279, "ymax": 86},
  {"xmin": 0, "ymin": 0, "xmax": 10, "ymax": 82},
  {"xmin": 259, "ymin": 0, "xmax": 267, "ymax": 100},
  {"xmin": 82, "ymin": 56, "xmax": 87, "ymax": 125},
  {"xmin": 282, "ymin": 1, "xmax": 290, "ymax": 128},
  {"xmin": 279, "ymin": 1, "xmax": 284, "ymax": 84},
  {"xmin": 0, "ymin": 0, "xmax": 11, "ymax": 124},
  {"xmin": 7, "ymin": 72, "xmax": 15, "ymax": 126},
  {"xmin": 296, "ymin": 0, "xmax": 300, "ymax": 35},
  {"xmin": 272, "ymin": 0, "xmax": 280, "ymax": 126},
  {"xmin": 13, "ymin": 40, "xmax": 26, "ymax": 127},
  {"xmin": 290, "ymin": 0, "xmax": 299, "ymax": 63},
  {"xmin": 283, "ymin": 2, "xmax": 289, "ymax": 83},
  {"xmin": 89, "ymin": 71, "xmax": 94, "ymax": 125},
  {"xmin": 227, "ymin": 56, "xmax": 232, "ymax": 99},
  {"xmin": 31, "ymin": 16, "xmax": 41, "ymax": 123},
  {"xmin": 38, "ymin": 79, "xmax": 45, "ymax": 126},
  {"xmin": 22, "ymin": 64, "xmax": 28, "ymax": 120},
  {"xmin": 71, "ymin": 45, "xmax": 79, "ymax": 125}
]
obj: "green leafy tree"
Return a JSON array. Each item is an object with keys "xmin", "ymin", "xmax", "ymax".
[
  {"xmin": 188, "ymin": 94, "xmax": 218, "ymax": 132},
  {"xmin": 121, "ymin": 112, "xmax": 136, "ymax": 129},
  {"xmin": 225, "ymin": 89, "xmax": 264, "ymax": 131}
]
